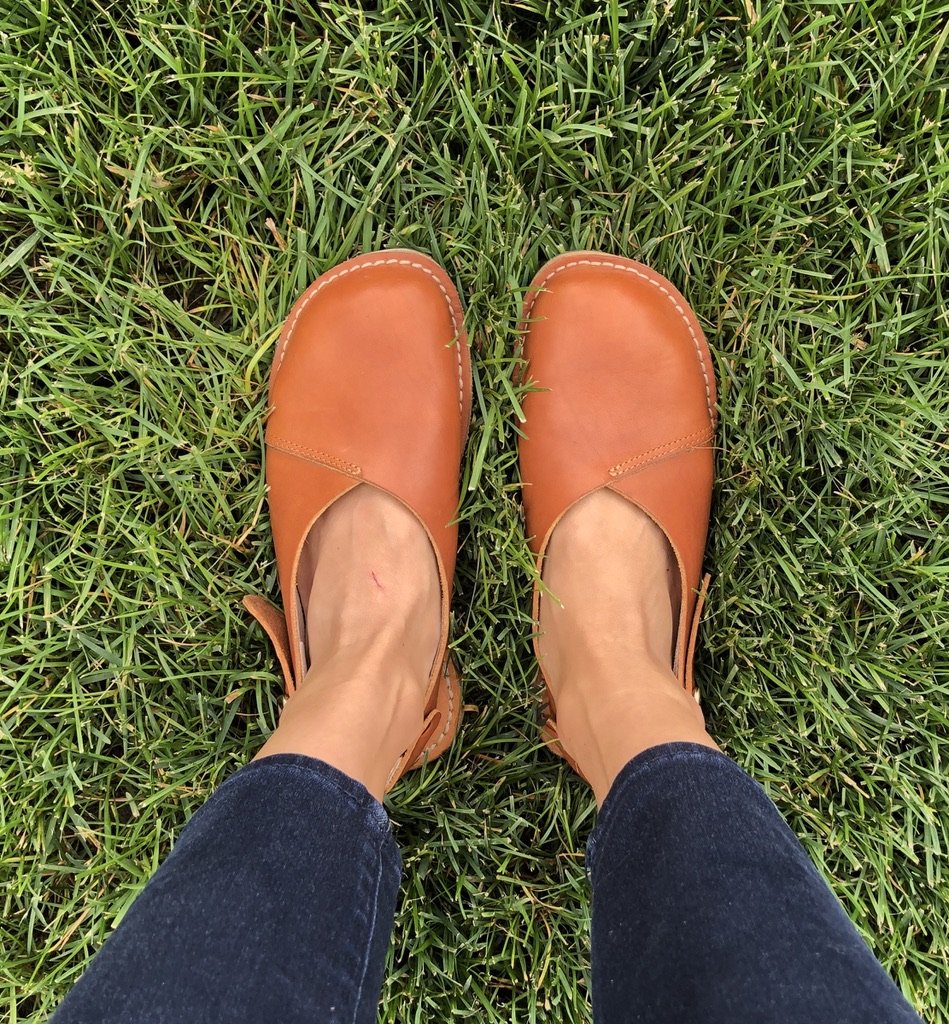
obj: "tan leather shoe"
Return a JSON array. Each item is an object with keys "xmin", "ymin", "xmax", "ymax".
[
  {"xmin": 244, "ymin": 250, "xmax": 471, "ymax": 789},
  {"xmin": 517, "ymin": 252, "xmax": 717, "ymax": 775}
]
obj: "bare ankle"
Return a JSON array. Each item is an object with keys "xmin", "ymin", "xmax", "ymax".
[
  {"xmin": 300, "ymin": 486, "xmax": 440, "ymax": 686},
  {"xmin": 554, "ymin": 666, "xmax": 717, "ymax": 805},
  {"xmin": 255, "ymin": 658, "xmax": 427, "ymax": 801}
]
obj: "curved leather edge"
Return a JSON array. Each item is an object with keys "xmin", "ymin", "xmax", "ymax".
[
  {"xmin": 684, "ymin": 573, "xmax": 711, "ymax": 696},
  {"xmin": 384, "ymin": 654, "xmax": 463, "ymax": 791},
  {"xmin": 242, "ymin": 594, "xmax": 294, "ymax": 695},
  {"xmin": 539, "ymin": 710, "xmax": 587, "ymax": 782}
]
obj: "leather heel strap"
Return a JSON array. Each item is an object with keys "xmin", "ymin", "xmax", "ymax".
[
  {"xmin": 385, "ymin": 708, "xmax": 444, "ymax": 790},
  {"xmin": 683, "ymin": 573, "xmax": 711, "ymax": 696},
  {"xmin": 243, "ymin": 595, "xmax": 294, "ymax": 693}
]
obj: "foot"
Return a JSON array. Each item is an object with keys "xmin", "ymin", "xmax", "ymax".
[
  {"xmin": 538, "ymin": 490, "xmax": 717, "ymax": 805},
  {"xmin": 255, "ymin": 485, "xmax": 440, "ymax": 800}
]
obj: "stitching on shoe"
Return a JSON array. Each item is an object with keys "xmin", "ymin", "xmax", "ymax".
[
  {"xmin": 384, "ymin": 659, "xmax": 454, "ymax": 786},
  {"xmin": 522, "ymin": 257, "xmax": 715, "ymax": 422},
  {"xmin": 608, "ymin": 427, "xmax": 714, "ymax": 478},
  {"xmin": 384, "ymin": 756, "xmax": 401, "ymax": 794},
  {"xmin": 267, "ymin": 437, "xmax": 362, "ymax": 477},
  {"xmin": 384, "ymin": 659, "xmax": 456, "ymax": 790},
  {"xmin": 423, "ymin": 658, "xmax": 456, "ymax": 755},
  {"xmin": 275, "ymin": 256, "xmax": 465, "ymax": 417}
]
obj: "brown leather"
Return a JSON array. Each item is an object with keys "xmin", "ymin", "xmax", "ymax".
[
  {"xmin": 244, "ymin": 249, "xmax": 471, "ymax": 790},
  {"xmin": 517, "ymin": 252, "xmax": 717, "ymax": 774}
]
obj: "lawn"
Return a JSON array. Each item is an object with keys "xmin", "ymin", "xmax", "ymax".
[{"xmin": 2, "ymin": 0, "xmax": 948, "ymax": 1020}]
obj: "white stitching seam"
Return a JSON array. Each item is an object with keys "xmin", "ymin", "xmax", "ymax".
[
  {"xmin": 383, "ymin": 659, "xmax": 456, "ymax": 790},
  {"xmin": 522, "ymin": 257, "xmax": 715, "ymax": 422},
  {"xmin": 608, "ymin": 427, "xmax": 714, "ymax": 478},
  {"xmin": 350, "ymin": 841, "xmax": 386, "ymax": 1024},
  {"xmin": 267, "ymin": 437, "xmax": 362, "ymax": 477},
  {"xmin": 422, "ymin": 657, "xmax": 456, "ymax": 755},
  {"xmin": 274, "ymin": 256, "xmax": 465, "ymax": 416}
]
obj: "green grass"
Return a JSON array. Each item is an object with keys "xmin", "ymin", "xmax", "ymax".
[{"xmin": 2, "ymin": 0, "xmax": 948, "ymax": 1019}]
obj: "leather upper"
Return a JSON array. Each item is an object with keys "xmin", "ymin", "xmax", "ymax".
[
  {"xmin": 245, "ymin": 250, "xmax": 471, "ymax": 787},
  {"xmin": 519, "ymin": 253, "xmax": 717, "ymax": 692}
]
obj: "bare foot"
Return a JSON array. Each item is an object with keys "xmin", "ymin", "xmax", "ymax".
[
  {"xmin": 255, "ymin": 485, "xmax": 440, "ymax": 800},
  {"xmin": 538, "ymin": 490, "xmax": 717, "ymax": 805}
]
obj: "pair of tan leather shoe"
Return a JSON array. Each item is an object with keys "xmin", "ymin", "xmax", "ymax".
[{"xmin": 244, "ymin": 249, "xmax": 716, "ymax": 790}]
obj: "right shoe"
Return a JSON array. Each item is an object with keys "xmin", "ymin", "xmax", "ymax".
[
  {"xmin": 244, "ymin": 250, "xmax": 472, "ymax": 790},
  {"xmin": 517, "ymin": 252, "xmax": 717, "ymax": 778}
]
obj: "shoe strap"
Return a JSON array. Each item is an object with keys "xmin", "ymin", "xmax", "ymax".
[
  {"xmin": 683, "ymin": 573, "xmax": 711, "ymax": 694},
  {"xmin": 243, "ymin": 595, "xmax": 294, "ymax": 692},
  {"xmin": 384, "ymin": 707, "xmax": 444, "ymax": 790}
]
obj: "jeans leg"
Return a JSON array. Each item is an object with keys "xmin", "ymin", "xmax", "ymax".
[
  {"xmin": 51, "ymin": 753, "xmax": 401, "ymax": 1024},
  {"xmin": 588, "ymin": 742, "xmax": 922, "ymax": 1024}
]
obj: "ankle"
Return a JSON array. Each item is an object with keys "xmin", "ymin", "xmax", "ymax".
[
  {"xmin": 300, "ymin": 640, "xmax": 431, "ymax": 696},
  {"xmin": 257, "ymin": 486, "xmax": 443, "ymax": 799},
  {"xmin": 293, "ymin": 662, "xmax": 427, "ymax": 754},
  {"xmin": 541, "ymin": 633, "xmax": 674, "ymax": 693},
  {"xmin": 552, "ymin": 660, "xmax": 716, "ymax": 806},
  {"xmin": 255, "ymin": 653, "xmax": 429, "ymax": 801}
]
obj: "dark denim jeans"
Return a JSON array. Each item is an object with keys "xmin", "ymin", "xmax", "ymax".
[{"xmin": 51, "ymin": 744, "xmax": 921, "ymax": 1023}]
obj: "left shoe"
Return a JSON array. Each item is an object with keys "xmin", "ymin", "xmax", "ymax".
[
  {"xmin": 244, "ymin": 249, "xmax": 472, "ymax": 790},
  {"xmin": 517, "ymin": 252, "xmax": 717, "ymax": 776}
]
